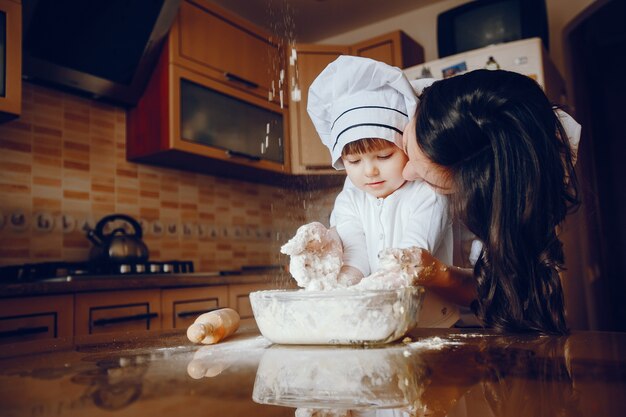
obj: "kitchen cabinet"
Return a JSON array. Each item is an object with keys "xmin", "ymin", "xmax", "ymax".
[
  {"xmin": 161, "ymin": 285, "xmax": 228, "ymax": 329},
  {"xmin": 228, "ymin": 282, "xmax": 278, "ymax": 326},
  {"xmin": 127, "ymin": 0, "xmax": 290, "ymax": 181},
  {"xmin": 0, "ymin": 0, "xmax": 21, "ymax": 122},
  {"xmin": 350, "ymin": 30, "xmax": 424, "ymax": 69},
  {"xmin": 171, "ymin": 0, "xmax": 284, "ymax": 105},
  {"xmin": 74, "ymin": 289, "xmax": 162, "ymax": 343},
  {"xmin": 0, "ymin": 294, "xmax": 73, "ymax": 357},
  {"xmin": 288, "ymin": 31, "xmax": 423, "ymax": 175},
  {"xmin": 0, "ymin": 276, "xmax": 284, "ymax": 355},
  {"xmin": 288, "ymin": 44, "xmax": 350, "ymax": 175}
]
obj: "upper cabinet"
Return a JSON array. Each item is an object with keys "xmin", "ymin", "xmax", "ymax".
[
  {"xmin": 127, "ymin": 0, "xmax": 289, "ymax": 180},
  {"xmin": 288, "ymin": 31, "xmax": 423, "ymax": 175},
  {"xmin": 127, "ymin": 1, "xmax": 424, "ymax": 179},
  {"xmin": 351, "ymin": 30, "xmax": 424, "ymax": 69},
  {"xmin": 288, "ymin": 44, "xmax": 350, "ymax": 175},
  {"xmin": 171, "ymin": 0, "xmax": 284, "ymax": 106},
  {"xmin": 0, "ymin": 0, "xmax": 21, "ymax": 122}
]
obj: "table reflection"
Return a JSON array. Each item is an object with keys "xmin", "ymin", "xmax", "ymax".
[
  {"xmin": 244, "ymin": 334, "xmax": 578, "ymax": 417},
  {"xmin": 253, "ymin": 344, "xmax": 425, "ymax": 411}
]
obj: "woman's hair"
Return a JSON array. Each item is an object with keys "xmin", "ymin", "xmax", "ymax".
[
  {"xmin": 341, "ymin": 138, "xmax": 395, "ymax": 156},
  {"xmin": 414, "ymin": 69, "xmax": 579, "ymax": 334}
]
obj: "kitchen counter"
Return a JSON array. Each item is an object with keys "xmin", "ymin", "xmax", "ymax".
[
  {"xmin": 0, "ymin": 270, "xmax": 291, "ymax": 298},
  {"xmin": 1, "ymin": 326, "xmax": 625, "ymax": 417}
]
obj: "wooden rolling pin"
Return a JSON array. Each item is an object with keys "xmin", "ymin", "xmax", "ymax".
[{"xmin": 187, "ymin": 308, "xmax": 240, "ymax": 344}]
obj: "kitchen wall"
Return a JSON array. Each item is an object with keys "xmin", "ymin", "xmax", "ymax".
[
  {"xmin": 0, "ymin": 82, "xmax": 339, "ymax": 270},
  {"xmin": 321, "ymin": 0, "xmax": 596, "ymax": 78}
]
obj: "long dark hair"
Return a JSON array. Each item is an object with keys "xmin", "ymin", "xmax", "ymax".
[{"xmin": 415, "ymin": 70, "xmax": 579, "ymax": 334}]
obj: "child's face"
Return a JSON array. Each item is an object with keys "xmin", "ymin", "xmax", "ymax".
[
  {"xmin": 342, "ymin": 143, "xmax": 409, "ymax": 199},
  {"xmin": 402, "ymin": 117, "xmax": 454, "ymax": 194}
]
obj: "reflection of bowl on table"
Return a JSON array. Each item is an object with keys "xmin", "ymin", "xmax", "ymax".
[
  {"xmin": 252, "ymin": 345, "xmax": 426, "ymax": 409},
  {"xmin": 250, "ymin": 287, "xmax": 424, "ymax": 345}
]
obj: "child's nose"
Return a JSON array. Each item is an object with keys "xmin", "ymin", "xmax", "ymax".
[{"xmin": 365, "ymin": 162, "xmax": 379, "ymax": 177}]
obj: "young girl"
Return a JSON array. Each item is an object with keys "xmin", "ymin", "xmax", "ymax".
[{"xmin": 401, "ymin": 69, "xmax": 581, "ymax": 334}]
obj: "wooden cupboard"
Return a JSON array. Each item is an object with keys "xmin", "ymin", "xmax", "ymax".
[
  {"xmin": 161, "ymin": 285, "xmax": 228, "ymax": 329},
  {"xmin": 0, "ymin": 0, "xmax": 21, "ymax": 122},
  {"xmin": 171, "ymin": 0, "xmax": 284, "ymax": 105},
  {"xmin": 228, "ymin": 282, "xmax": 278, "ymax": 326},
  {"xmin": 0, "ymin": 294, "xmax": 73, "ymax": 357},
  {"xmin": 74, "ymin": 289, "xmax": 162, "ymax": 343},
  {"xmin": 288, "ymin": 44, "xmax": 350, "ymax": 175},
  {"xmin": 0, "ymin": 279, "xmax": 279, "ymax": 354},
  {"xmin": 127, "ymin": 0, "xmax": 290, "ymax": 181},
  {"xmin": 350, "ymin": 30, "xmax": 424, "ymax": 69}
]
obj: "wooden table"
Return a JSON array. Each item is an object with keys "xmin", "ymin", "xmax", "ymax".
[{"xmin": 1, "ymin": 326, "xmax": 625, "ymax": 416}]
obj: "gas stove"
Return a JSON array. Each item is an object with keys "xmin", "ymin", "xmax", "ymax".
[{"xmin": 0, "ymin": 260, "xmax": 195, "ymax": 283}]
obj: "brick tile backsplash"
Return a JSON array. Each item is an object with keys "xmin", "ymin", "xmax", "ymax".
[{"xmin": 0, "ymin": 83, "xmax": 341, "ymax": 270}]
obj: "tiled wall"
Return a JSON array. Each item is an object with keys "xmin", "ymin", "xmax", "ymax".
[{"xmin": 0, "ymin": 83, "xmax": 340, "ymax": 271}]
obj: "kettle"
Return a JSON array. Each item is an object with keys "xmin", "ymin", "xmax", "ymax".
[{"xmin": 86, "ymin": 214, "xmax": 149, "ymax": 263}]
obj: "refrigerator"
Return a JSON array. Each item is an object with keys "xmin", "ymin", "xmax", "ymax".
[{"xmin": 403, "ymin": 37, "xmax": 566, "ymax": 106}]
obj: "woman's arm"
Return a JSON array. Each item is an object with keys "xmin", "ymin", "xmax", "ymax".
[{"xmin": 416, "ymin": 249, "xmax": 478, "ymax": 307}]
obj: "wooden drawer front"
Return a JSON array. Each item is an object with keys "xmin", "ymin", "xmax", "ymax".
[
  {"xmin": 89, "ymin": 303, "xmax": 157, "ymax": 335},
  {"xmin": 175, "ymin": 0, "xmax": 282, "ymax": 102},
  {"xmin": 229, "ymin": 282, "xmax": 279, "ymax": 321},
  {"xmin": 161, "ymin": 286, "xmax": 229, "ymax": 329},
  {"xmin": 0, "ymin": 295, "xmax": 73, "ymax": 356},
  {"xmin": 75, "ymin": 290, "xmax": 161, "ymax": 336},
  {"xmin": 0, "ymin": 313, "xmax": 57, "ymax": 344}
]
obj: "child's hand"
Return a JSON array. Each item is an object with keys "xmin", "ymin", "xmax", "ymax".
[
  {"xmin": 280, "ymin": 222, "xmax": 343, "ymax": 290},
  {"xmin": 280, "ymin": 222, "xmax": 340, "ymax": 255}
]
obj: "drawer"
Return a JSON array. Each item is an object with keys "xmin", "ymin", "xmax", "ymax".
[
  {"xmin": 0, "ymin": 294, "xmax": 73, "ymax": 356},
  {"xmin": 229, "ymin": 282, "xmax": 279, "ymax": 325},
  {"xmin": 161, "ymin": 285, "xmax": 229, "ymax": 329},
  {"xmin": 75, "ymin": 290, "xmax": 161, "ymax": 340}
]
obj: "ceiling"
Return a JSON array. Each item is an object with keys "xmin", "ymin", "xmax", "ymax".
[{"xmin": 210, "ymin": 0, "xmax": 442, "ymax": 43}]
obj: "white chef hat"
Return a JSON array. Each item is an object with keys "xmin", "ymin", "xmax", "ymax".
[{"xmin": 307, "ymin": 55, "xmax": 418, "ymax": 170}]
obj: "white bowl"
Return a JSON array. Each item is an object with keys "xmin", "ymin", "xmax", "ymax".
[{"xmin": 250, "ymin": 287, "xmax": 424, "ymax": 345}]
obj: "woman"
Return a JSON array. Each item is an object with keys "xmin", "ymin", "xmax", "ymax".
[{"xmin": 402, "ymin": 69, "xmax": 580, "ymax": 334}]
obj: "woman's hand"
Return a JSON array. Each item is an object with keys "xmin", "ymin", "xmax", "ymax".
[
  {"xmin": 414, "ymin": 249, "xmax": 478, "ymax": 307},
  {"xmin": 368, "ymin": 247, "xmax": 478, "ymax": 307}
]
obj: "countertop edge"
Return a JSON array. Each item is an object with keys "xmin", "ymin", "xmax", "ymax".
[{"xmin": 0, "ymin": 272, "xmax": 293, "ymax": 298}]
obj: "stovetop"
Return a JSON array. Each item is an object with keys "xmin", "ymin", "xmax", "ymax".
[{"xmin": 0, "ymin": 260, "xmax": 196, "ymax": 283}]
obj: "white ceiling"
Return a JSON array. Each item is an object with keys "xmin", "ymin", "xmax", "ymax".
[{"xmin": 210, "ymin": 0, "xmax": 442, "ymax": 43}]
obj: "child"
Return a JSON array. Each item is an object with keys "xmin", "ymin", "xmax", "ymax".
[{"xmin": 305, "ymin": 55, "xmax": 459, "ymax": 328}]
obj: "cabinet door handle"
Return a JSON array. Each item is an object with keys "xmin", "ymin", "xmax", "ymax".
[
  {"xmin": 224, "ymin": 72, "xmax": 259, "ymax": 89},
  {"xmin": 177, "ymin": 307, "xmax": 222, "ymax": 318},
  {"xmin": 92, "ymin": 312, "xmax": 158, "ymax": 327},
  {"xmin": 225, "ymin": 150, "xmax": 261, "ymax": 162},
  {"xmin": 0, "ymin": 325, "xmax": 49, "ymax": 338}
]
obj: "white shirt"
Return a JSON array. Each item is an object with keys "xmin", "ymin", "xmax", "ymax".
[{"xmin": 330, "ymin": 178, "xmax": 459, "ymax": 328}]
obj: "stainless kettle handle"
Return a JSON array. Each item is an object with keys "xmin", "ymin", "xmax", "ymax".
[{"xmin": 94, "ymin": 214, "xmax": 143, "ymax": 240}]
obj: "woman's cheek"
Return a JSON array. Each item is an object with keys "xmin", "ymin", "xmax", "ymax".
[{"xmin": 402, "ymin": 161, "xmax": 420, "ymax": 181}]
